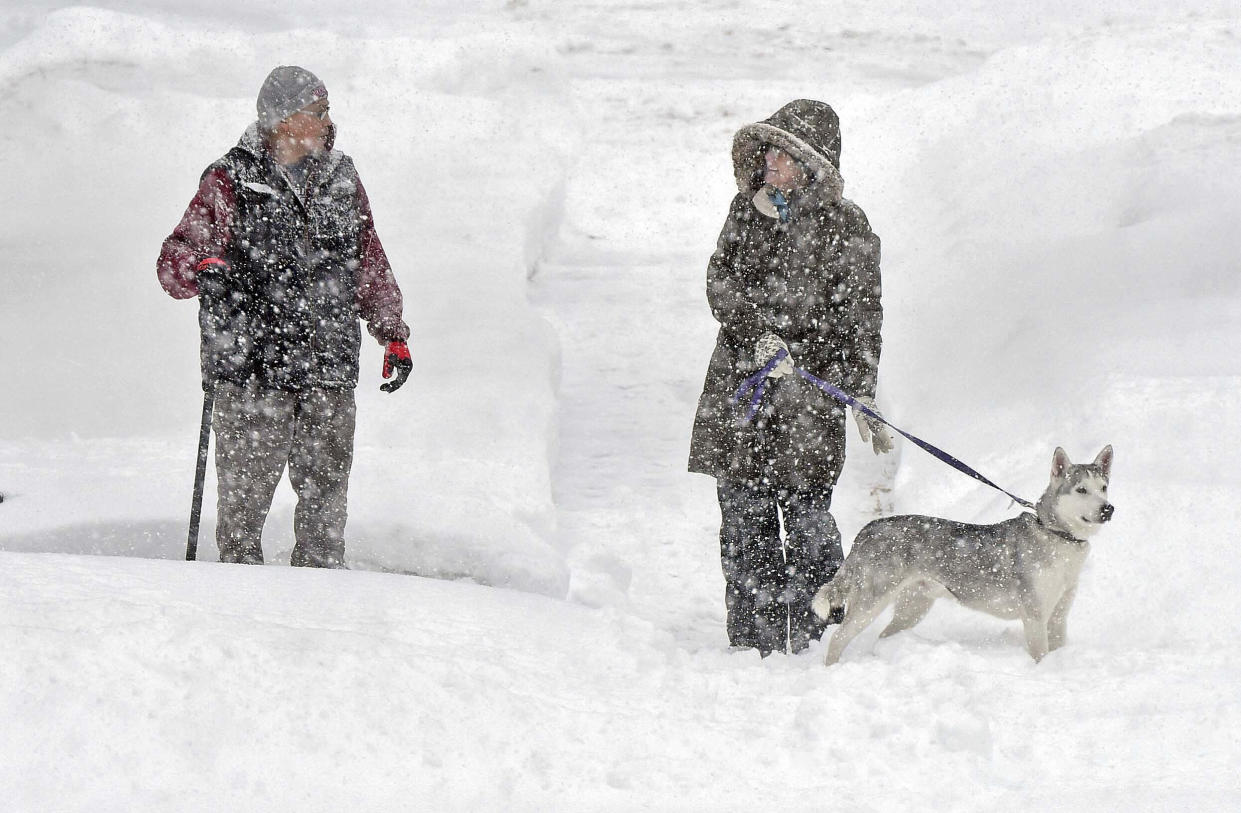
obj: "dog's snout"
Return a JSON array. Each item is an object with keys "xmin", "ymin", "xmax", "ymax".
[{"xmin": 1100, "ymin": 503, "xmax": 1115, "ymax": 522}]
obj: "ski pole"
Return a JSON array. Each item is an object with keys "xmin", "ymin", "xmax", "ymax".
[{"xmin": 186, "ymin": 387, "xmax": 214, "ymax": 561}]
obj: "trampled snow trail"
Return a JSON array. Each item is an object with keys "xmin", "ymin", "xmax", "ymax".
[{"xmin": 531, "ymin": 256, "xmax": 723, "ymax": 639}]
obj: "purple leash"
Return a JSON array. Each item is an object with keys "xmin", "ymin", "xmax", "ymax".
[
  {"xmin": 731, "ymin": 354, "xmax": 786, "ymax": 423},
  {"xmin": 731, "ymin": 349, "xmax": 1035, "ymax": 508}
]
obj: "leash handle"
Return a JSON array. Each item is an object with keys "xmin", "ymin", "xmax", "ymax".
[{"xmin": 733, "ymin": 350, "xmax": 1035, "ymax": 509}]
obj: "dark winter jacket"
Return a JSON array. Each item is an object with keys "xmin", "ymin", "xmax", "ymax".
[
  {"xmin": 158, "ymin": 123, "xmax": 409, "ymax": 391},
  {"xmin": 688, "ymin": 100, "xmax": 882, "ymax": 491}
]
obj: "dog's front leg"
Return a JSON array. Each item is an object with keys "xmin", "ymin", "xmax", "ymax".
[
  {"xmin": 1047, "ymin": 583, "xmax": 1078, "ymax": 652},
  {"xmin": 1018, "ymin": 587, "xmax": 1050, "ymax": 662},
  {"xmin": 1021, "ymin": 615, "xmax": 1050, "ymax": 662}
]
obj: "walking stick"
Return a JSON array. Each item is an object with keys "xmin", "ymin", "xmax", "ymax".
[{"xmin": 186, "ymin": 387, "xmax": 215, "ymax": 561}]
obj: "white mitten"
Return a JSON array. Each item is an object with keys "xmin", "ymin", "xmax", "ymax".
[
  {"xmin": 852, "ymin": 395, "xmax": 894, "ymax": 455},
  {"xmin": 755, "ymin": 332, "xmax": 794, "ymax": 379}
]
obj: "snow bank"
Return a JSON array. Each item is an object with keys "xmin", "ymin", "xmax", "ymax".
[{"xmin": 4, "ymin": 551, "xmax": 1239, "ymax": 810}]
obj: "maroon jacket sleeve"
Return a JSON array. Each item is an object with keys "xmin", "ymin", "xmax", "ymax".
[
  {"xmin": 157, "ymin": 167, "xmax": 236, "ymax": 299},
  {"xmin": 353, "ymin": 177, "xmax": 411, "ymax": 344}
]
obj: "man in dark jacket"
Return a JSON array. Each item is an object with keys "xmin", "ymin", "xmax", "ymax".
[
  {"xmin": 158, "ymin": 66, "xmax": 412, "ymax": 568},
  {"xmin": 689, "ymin": 99, "xmax": 892, "ymax": 655}
]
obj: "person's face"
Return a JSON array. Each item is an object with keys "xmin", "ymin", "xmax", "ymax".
[
  {"xmin": 275, "ymin": 98, "xmax": 332, "ymax": 157},
  {"xmin": 763, "ymin": 146, "xmax": 809, "ymax": 192}
]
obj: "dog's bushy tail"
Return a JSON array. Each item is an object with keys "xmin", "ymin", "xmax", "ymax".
[{"xmin": 811, "ymin": 565, "xmax": 853, "ymax": 621}]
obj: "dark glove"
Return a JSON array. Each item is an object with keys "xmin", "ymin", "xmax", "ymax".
[
  {"xmin": 381, "ymin": 340, "xmax": 412, "ymax": 393},
  {"xmin": 195, "ymin": 257, "xmax": 230, "ymax": 297}
]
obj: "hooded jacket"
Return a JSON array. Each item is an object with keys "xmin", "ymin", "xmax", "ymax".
[
  {"xmin": 688, "ymin": 100, "xmax": 882, "ymax": 491},
  {"xmin": 158, "ymin": 123, "xmax": 409, "ymax": 391}
]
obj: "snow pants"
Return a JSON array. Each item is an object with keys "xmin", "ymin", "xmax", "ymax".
[
  {"xmin": 213, "ymin": 382, "xmax": 356, "ymax": 568},
  {"xmin": 717, "ymin": 479, "xmax": 843, "ymax": 655}
]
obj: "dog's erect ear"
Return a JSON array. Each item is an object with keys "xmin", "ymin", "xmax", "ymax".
[
  {"xmin": 1052, "ymin": 447, "xmax": 1071, "ymax": 480},
  {"xmin": 1094, "ymin": 445, "xmax": 1113, "ymax": 477}
]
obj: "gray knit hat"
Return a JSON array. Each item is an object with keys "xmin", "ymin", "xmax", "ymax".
[{"xmin": 256, "ymin": 66, "xmax": 328, "ymax": 130}]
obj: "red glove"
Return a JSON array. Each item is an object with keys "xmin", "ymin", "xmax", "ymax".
[{"xmin": 381, "ymin": 340, "xmax": 412, "ymax": 393}]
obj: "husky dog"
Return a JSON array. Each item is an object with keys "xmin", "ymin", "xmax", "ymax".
[{"xmin": 812, "ymin": 446, "xmax": 1114, "ymax": 665}]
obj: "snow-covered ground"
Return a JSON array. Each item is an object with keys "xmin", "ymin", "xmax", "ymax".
[{"xmin": 3, "ymin": 1, "xmax": 1240, "ymax": 809}]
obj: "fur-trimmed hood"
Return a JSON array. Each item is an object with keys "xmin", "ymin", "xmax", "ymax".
[{"xmin": 731, "ymin": 99, "xmax": 845, "ymax": 205}]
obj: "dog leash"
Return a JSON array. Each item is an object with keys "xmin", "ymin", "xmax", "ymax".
[{"xmin": 731, "ymin": 349, "xmax": 1035, "ymax": 509}]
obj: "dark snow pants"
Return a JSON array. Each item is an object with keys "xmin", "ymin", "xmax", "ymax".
[
  {"xmin": 213, "ymin": 382, "xmax": 356, "ymax": 568},
  {"xmin": 717, "ymin": 479, "xmax": 843, "ymax": 655}
]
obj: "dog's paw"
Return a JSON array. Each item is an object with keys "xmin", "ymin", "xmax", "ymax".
[{"xmin": 810, "ymin": 585, "xmax": 836, "ymax": 621}]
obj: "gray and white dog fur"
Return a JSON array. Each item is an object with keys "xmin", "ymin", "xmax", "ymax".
[{"xmin": 812, "ymin": 445, "xmax": 1114, "ymax": 665}]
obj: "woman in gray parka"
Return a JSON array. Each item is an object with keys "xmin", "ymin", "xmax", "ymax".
[{"xmin": 689, "ymin": 99, "xmax": 893, "ymax": 656}]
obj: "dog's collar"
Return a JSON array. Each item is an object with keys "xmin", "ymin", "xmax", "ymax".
[{"xmin": 1035, "ymin": 516, "xmax": 1088, "ymax": 545}]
